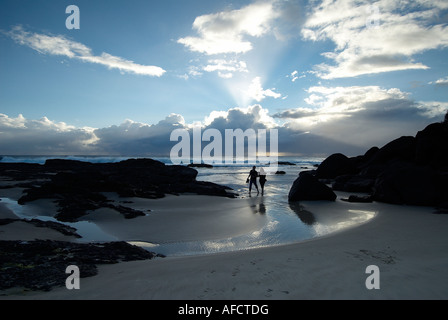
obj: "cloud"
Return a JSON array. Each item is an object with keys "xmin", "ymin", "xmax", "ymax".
[
  {"xmin": 290, "ymin": 70, "xmax": 299, "ymax": 82},
  {"xmin": 203, "ymin": 104, "xmax": 278, "ymax": 130},
  {"xmin": 178, "ymin": 1, "xmax": 279, "ymax": 55},
  {"xmin": 429, "ymin": 76, "xmax": 448, "ymax": 86},
  {"xmin": 202, "ymin": 59, "xmax": 248, "ymax": 78},
  {"xmin": 92, "ymin": 114, "xmax": 187, "ymax": 156},
  {"xmin": 247, "ymin": 77, "xmax": 282, "ymax": 102},
  {"xmin": 2, "ymin": 93, "xmax": 446, "ymax": 158},
  {"xmin": 0, "ymin": 110, "xmax": 361, "ymax": 158},
  {"xmin": 5, "ymin": 25, "xmax": 166, "ymax": 77},
  {"xmin": 187, "ymin": 65, "xmax": 204, "ymax": 78},
  {"xmin": 302, "ymin": 0, "xmax": 448, "ymax": 79},
  {"xmin": 0, "ymin": 114, "xmax": 97, "ymax": 155},
  {"xmin": 274, "ymin": 85, "xmax": 448, "ymax": 148},
  {"xmin": 288, "ymin": 70, "xmax": 306, "ymax": 82},
  {"xmin": 273, "ymin": 107, "xmax": 318, "ymax": 119}
]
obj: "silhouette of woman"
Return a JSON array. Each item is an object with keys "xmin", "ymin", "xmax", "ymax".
[{"xmin": 259, "ymin": 167, "xmax": 267, "ymax": 196}]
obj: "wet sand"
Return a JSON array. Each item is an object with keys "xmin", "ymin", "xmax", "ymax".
[{"xmin": 1, "ymin": 190, "xmax": 447, "ymax": 299}]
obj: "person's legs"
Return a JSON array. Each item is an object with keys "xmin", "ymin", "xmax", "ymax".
[
  {"xmin": 249, "ymin": 180, "xmax": 259, "ymax": 194},
  {"xmin": 254, "ymin": 180, "xmax": 259, "ymax": 193}
]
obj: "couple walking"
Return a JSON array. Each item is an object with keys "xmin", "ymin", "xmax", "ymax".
[{"xmin": 246, "ymin": 166, "xmax": 267, "ymax": 196}]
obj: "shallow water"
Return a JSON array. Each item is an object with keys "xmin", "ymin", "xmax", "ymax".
[
  {"xmin": 127, "ymin": 164, "xmax": 377, "ymax": 256},
  {"xmin": 0, "ymin": 157, "xmax": 377, "ymax": 257},
  {"xmin": 0, "ymin": 197, "xmax": 117, "ymax": 242}
]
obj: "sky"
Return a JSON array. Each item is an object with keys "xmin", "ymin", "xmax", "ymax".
[{"xmin": 1, "ymin": 0, "xmax": 447, "ymax": 157}]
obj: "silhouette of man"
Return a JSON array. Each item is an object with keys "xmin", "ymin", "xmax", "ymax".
[{"xmin": 247, "ymin": 166, "xmax": 259, "ymax": 195}]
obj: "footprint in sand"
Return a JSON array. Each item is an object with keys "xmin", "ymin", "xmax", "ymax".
[{"xmin": 346, "ymin": 248, "xmax": 397, "ymax": 265}]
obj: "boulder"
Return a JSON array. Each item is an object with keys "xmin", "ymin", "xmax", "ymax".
[
  {"xmin": 373, "ymin": 161, "xmax": 447, "ymax": 206},
  {"xmin": 365, "ymin": 136, "xmax": 416, "ymax": 166},
  {"xmin": 332, "ymin": 174, "xmax": 375, "ymax": 193},
  {"xmin": 315, "ymin": 153, "xmax": 357, "ymax": 179},
  {"xmin": 306, "ymin": 116, "xmax": 448, "ymax": 208},
  {"xmin": 415, "ymin": 122, "xmax": 448, "ymax": 168},
  {"xmin": 288, "ymin": 172, "xmax": 337, "ymax": 202},
  {"xmin": 363, "ymin": 146, "xmax": 380, "ymax": 163}
]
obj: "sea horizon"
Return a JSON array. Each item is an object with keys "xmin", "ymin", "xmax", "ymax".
[{"xmin": 0, "ymin": 154, "xmax": 326, "ymax": 167}]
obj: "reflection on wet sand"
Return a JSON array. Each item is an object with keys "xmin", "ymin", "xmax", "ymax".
[
  {"xmin": 249, "ymin": 197, "xmax": 267, "ymax": 215},
  {"xmin": 288, "ymin": 202, "xmax": 316, "ymax": 226}
]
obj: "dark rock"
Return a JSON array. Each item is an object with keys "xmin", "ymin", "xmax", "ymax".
[
  {"xmin": 0, "ymin": 219, "xmax": 82, "ymax": 238},
  {"xmin": 276, "ymin": 161, "xmax": 296, "ymax": 165},
  {"xmin": 318, "ymin": 178, "xmax": 334, "ymax": 185},
  {"xmin": 0, "ymin": 163, "xmax": 49, "ymax": 182},
  {"xmin": 275, "ymin": 171, "xmax": 286, "ymax": 175},
  {"xmin": 105, "ymin": 204, "xmax": 147, "ymax": 219},
  {"xmin": 44, "ymin": 159, "xmax": 94, "ymax": 170},
  {"xmin": 359, "ymin": 163, "xmax": 387, "ymax": 178},
  {"xmin": 415, "ymin": 122, "xmax": 448, "ymax": 168},
  {"xmin": 0, "ymin": 240, "xmax": 163, "ymax": 291},
  {"xmin": 372, "ymin": 161, "xmax": 447, "ymax": 206},
  {"xmin": 332, "ymin": 175, "xmax": 375, "ymax": 193},
  {"xmin": 299, "ymin": 118, "xmax": 448, "ymax": 208},
  {"xmin": 288, "ymin": 172, "xmax": 337, "ymax": 202},
  {"xmin": 7, "ymin": 158, "xmax": 236, "ymax": 222},
  {"xmin": 29, "ymin": 219, "xmax": 82, "ymax": 237},
  {"xmin": 187, "ymin": 163, "xmax": 213, "ymax": 168},
  {"xmin": 315, "ymin": 153, "xmax": 357, "ymax": 179},
  {"xmin": 363, "ymin": 146, "xmax": 380, "ymax": 163},
  {"xmin": 365, "ymin": 136, "xmax": 416, "ymax": 166}
]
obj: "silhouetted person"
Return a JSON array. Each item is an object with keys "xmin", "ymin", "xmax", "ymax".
[
  {"xmin": 247, "ymin": 166, "xmax": 259, "ymax": 195},
  {"xmin": 259, "ymin": 167, "xmax": 267, "ymax": 196}
]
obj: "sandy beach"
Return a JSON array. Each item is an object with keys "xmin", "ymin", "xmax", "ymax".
[
  {"xmin": 2, "ymin": 0, "xmax": 448, "ymax": 304},
  {"xmin": 1, "ymin": 190, "xmax": 447, "ymax": 300}
]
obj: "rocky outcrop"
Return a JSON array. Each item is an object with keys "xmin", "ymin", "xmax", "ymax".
[
  {"xmin": 0, "ymin": 219, "xmax": 82, "ymax": 238},
  {"xmin": 187, "ymin": 163, "xmax": 213, "ymax": 168},
  {"xmin": 276, "ymin": 161, "xmax": 296, "ymax": 165},
  {"xmin": 1, "ymin": 158, "xmax": 236, "ymax": 222},
  {"xmin": 373, "ymin": 161, "xmax": 446, "ymax": 206},
  {"xmin": 0, "ymin": 240, "xmax": 163, "ymax": 291},
  {"xmin": 315, "ymin": 153, "xmax": 357, "ymax": 179},
  {"xmin": 307, "ymin": 116, "xmax": 448, "ymax": 208},
  {"xmin": 288, "ymin": 172, "xmax": 337, "ymax": 202},
  {"xmin": 332, "ymin": 175, "xmax": 375, "ymax": 193}
]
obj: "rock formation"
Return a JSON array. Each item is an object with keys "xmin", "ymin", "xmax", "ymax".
[{"xmin": 292, "ymin": 115, "xmax": 448, "ymax": 208}]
